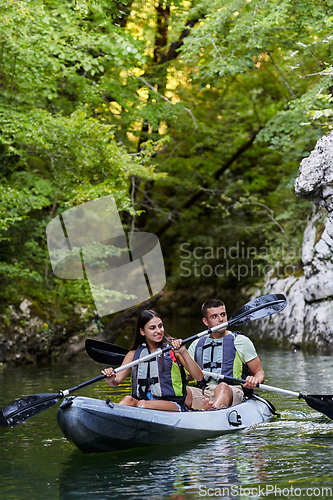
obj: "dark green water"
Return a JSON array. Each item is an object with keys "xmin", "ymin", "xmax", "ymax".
[{"xmin": 1, "ymin": 341, "xmax": 333, "ymax": 499}]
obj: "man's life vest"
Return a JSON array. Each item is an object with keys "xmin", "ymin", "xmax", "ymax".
[
  {"xmin": 131, "ymin": 344, "xmax": 187, "ymax": 403},
  {"xmin": 194, "ymin": 332, "xmax": 249, "ymax": 383}
]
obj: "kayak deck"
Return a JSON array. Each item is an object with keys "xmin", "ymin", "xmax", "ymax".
[{"xmin": 56, "ymin": 395, "xmax": 275, "ymax": 453}]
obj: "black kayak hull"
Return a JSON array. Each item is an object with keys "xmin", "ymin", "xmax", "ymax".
[{"xmin": 56, "ymin": 395, "xmax": 275, "ymax": 453}]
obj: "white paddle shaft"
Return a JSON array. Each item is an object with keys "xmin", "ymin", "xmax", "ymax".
[
  {"xmin": 202, "ymin": 371, "xmax": 300, "ymax": 397},
  {"xmin": 112, "ymin": 322, "xmax": 229, "ymax": 375}
]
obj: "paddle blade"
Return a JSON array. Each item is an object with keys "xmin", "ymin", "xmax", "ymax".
[
  {"xmin": 85, "ymin": 339, "xmax": 128, "ymax": 365},
  {"xmin": 0, "ymin": 393, "xmax": 62, "ymax": 427},
  {"xmin": 303, "ymin": 394, "xmax": 333, "ymax": 420},
  {"xmin": 228, "ymin": 293, "xmax": 287, "ymax": 326}
]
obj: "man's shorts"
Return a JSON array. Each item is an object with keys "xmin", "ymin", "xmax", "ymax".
[{"xmin": 188, "ymin": 384, "xmax": 244, "ymax": 410}]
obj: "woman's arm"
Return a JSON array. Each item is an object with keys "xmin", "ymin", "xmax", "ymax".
[
  {"xmin": 102, "ymin": 350, "xmax": 135, "ymax": 387},
  {"xmin": 171, "ymin": 339, "xmax": 203, "ymax": 381}
]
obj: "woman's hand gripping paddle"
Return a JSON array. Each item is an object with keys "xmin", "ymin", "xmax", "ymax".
[{"xmin": 0, "ymin": 293, "xmax": 287, "ymax": 427}]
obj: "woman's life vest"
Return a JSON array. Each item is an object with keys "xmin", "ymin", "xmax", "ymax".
[
  {"xmin": 131, "ymin": 344, "xmax": 187, "ymax": 403},
  {"xmin": 194, "ymin": 332, "xmax": 249, "ymax": 383}
]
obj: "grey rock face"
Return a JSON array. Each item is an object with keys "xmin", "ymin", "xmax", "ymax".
[
  {"xmin": 295, "ymin": 131, "xmax": 333, "ymax": 239},
  {"xmin": 248, "ymin": 208, "xmax": 333, "ymax": 350},
  {"xmin": 249, "ymin": 132, "xmax": 333, "ymax": 351}
]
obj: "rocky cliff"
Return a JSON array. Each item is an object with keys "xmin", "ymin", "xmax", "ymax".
[{"xmin": 249, "ymin": 132, "xmax": 333, "ymax": 351}]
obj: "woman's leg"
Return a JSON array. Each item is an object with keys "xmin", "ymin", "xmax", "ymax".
[
  {"xmin": 118, "ymin": 395, "xmax": 180, "ymax": 411},
  {"xmin": 119, "ymin": 395, "xmax": 139, "ymax": 406},
  {"xmin": 185, "ymin": 388, "xmax": 193, "ymax": 408},
  {"xmin": 137, "ymin": 400, "xmax": 180, "ymax": 412}
]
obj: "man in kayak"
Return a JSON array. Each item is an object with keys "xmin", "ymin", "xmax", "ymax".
[
  {"xmin": 102, "ymin": 310, "xmax": 203, "ymax": 412},
  {"xmin": 186, "ymin": 299, "xmax": 265, "ymax": 410}
]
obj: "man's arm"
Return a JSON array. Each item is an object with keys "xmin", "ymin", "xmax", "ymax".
[
  {"xmin": 234, "ymin": 334, "xmax": 264, "ymax": 389},
  {"xmin": 243, "ymin": 356, "xmax": 265, "ymax": 389}
]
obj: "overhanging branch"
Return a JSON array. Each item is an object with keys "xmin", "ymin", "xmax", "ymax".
[
  {"xmin": 159, "ymin": 18, "xmax": 199, "ymax": 64},
  {"xmin": 155, "ymin": 131, "xmax": 259, "ymax": 237}
]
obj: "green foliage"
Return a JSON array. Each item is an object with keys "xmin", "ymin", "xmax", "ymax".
[
  {"xmin": 0, "ymin": 0, "xmax": 331, "ymax": 324},
  {"xmin": 0, "ymin": 0, "xmax": 166, "ymax": 319}
]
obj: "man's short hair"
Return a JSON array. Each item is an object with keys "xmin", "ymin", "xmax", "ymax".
[{"xmin": 201, "ymin": 299, "xmax": 225, "ymax": 318}]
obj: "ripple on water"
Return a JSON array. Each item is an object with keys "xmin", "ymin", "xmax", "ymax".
[{"xmin": 1, "ymin": 347, "xmax": 333, "ymax": 500}]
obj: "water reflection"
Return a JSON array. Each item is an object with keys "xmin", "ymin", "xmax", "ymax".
[
  {"xmin": 57, "ymin": 422, "xmax": 277, "ymax": 500},
  {"xmin": 1, "ymin": 346, "xmax": 333, "ymax": 500},
  {"xmin": 58, "ymin": 434, "xmax": 257, "ymax": 500}
]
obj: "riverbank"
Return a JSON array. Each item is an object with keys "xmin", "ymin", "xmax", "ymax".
[{"xmin": 2, "ymin": 282, "xmax": 332, "ymax": 366}]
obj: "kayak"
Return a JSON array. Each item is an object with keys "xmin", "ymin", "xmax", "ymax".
[
  {"xmin": 56, "ymin": 394, "xmax": 276, "ymax": 454},
  {"xmin": 57, "ymin": 395, "xmax": 275, "ymax": 454}
]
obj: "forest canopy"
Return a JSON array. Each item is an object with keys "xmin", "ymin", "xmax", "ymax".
[{"xmin": 1, "ymin": 0, "xmax": 332, "ymax": 330}]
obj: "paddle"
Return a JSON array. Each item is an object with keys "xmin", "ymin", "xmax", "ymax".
[
  {"xmin": 202, "ymin": 371, "xmax": 333, "ymax": 421},
  {"xmin": 85, "ymin": 339, "xmax": 128, "ymax": 365},
  {"xmin": 86, "ymin": 293, "xmax": 287, "ymax": 365},
  {"xmin": 86, "ymin": 338, "xmax": 333, "ymax": 421},
  {"xmin": 0, "ymin": 374, "xmax": 108, "ymax": 428},
  {"xmin": 0, "ymin": 293, "xmax": 286, "ymax": 427}
]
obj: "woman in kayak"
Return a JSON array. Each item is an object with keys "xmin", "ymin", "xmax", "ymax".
[{"xmin": 102, "ymin": 309, "xmax": 203, "ymax": 412}]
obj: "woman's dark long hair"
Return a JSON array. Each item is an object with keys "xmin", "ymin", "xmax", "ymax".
[{"xmin": 131, "ymin": 310, "xmax": 173, "ymax": 350}]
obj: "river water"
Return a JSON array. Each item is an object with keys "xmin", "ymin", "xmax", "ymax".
[{"xmin": 1, "ymin": 340, "xmax": 333, "ymax": 499}]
